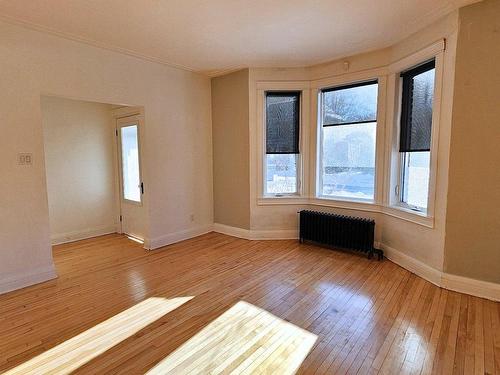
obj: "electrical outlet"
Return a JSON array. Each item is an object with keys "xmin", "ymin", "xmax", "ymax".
[{"xmin": 18, "ymin": 153, "xmax": 33, "ymax": 165}]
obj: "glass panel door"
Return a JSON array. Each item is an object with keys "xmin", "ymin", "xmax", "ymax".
[{"xmin": 120, "ymin": 124, "xmax": 141, "ymax": 203}]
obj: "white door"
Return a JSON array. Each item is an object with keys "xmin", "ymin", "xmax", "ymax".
[{"xmin": 116, "ymin": 115, "xmax": 146, "ymax": 241}]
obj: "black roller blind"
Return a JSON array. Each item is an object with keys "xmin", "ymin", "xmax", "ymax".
[
  {"xmin": 321, "ymin": 80, "xmax": 378, "ymax": 126},
  {"xmin": 266, "ymin": 92, "xmax": 300, "ymax": 154},
  {"xmin": 400, "ymin": 60, "xmax": 436, "ymax": 152}
]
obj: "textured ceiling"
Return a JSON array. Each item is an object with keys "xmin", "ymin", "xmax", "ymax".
[{"xmin": 0, "ymin": 0, "xmax": 479, "ymax": 75}]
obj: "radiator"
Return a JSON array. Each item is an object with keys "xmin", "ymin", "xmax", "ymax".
[{"xmin": 299, "ymin": 210, "xmax": 383, "ymax": 260}]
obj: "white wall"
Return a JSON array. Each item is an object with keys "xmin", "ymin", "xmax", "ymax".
[
  {"xmin": 0, "ymin": 20, "xmax": 213, "ymax": 294},
  {"xmin": 41, "ymin": 96, "xmax": 118, "ymax": 244}
]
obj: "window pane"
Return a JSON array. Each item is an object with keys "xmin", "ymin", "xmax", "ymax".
[
  {"xmin": 323, "ymin": 82, "xmax": 378, "ymax": 125},
  {"xmin": 121, "ymin": 125, "xmax": 141, "ymax": 202},
  {"xmin": 266, "ymin": 92, "xmax": 300, "ymax": 154},
  {"xmin": 400, "ymin": 62, "xmax": 435, "ymax": 152},
  {"xmin": 402, "ymin": 151, "xmax": 430, "ymax": 210},
  {"xmin": 265, "ymin": 154, "xmax": 297, "ymax": 194},
  {"xmin": 320, "ymin": 122, "xmax": 376, "ymax": 200}
]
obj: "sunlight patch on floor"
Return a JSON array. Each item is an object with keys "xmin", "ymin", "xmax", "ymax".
[
  {"xmin": 147, "ymin": 301, "xmax": 317, "ymax": 374},
  {"xmin": 4, "ymin": 296, "xmax": 193, "ymax": 375}
]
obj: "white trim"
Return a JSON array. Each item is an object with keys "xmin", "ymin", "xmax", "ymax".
[
  {"xmin": 0, "ymin": 265, "xmax": 57, "ymax": 295},
  {"xmin": 381, "ymin": 206, "xmax": 434, "ymax": 228},
  {"xmin": 379, "ymin": 243, "xmax": 442, "ymax": 286},
  {"xmin": 442, "ymin": 274, "xmax": 500, "ymax": 302},
  {"xmin": 0, "ymin": 15, "xmax": 200, "ymax": 74},
  {"xmin": 257, "ymin": 196, "xmax": 434, "ymax": 227},
  {"xmin": 379, "ymin": 243, "xmax": 500, "ymax": 302},
  {"xmin": 146, "ymin": 224, "xmax": 214, "ymax": 250},
  {"xmin": 51, "ymin": 224, "xmax": 119, "ymax": 245},
  {"xmin": 256, "ymin": 81, "xmax": 310, "ymax": 90},
  {"xmin": 388, "ymin": 39, "xmax": 445, "ymax": 74},
  {"xmin": 212, "ymin": 223, "xmax": 251, "ymax": 239},
  {"xmin": 249, "ymin": 228, "xmax": 299, "ymax": 240},
  {"xmin": 310, "ymin": 198, "xmax": 380, "ymax": 213},
  {"xmin": 111, "ymin": 106, "xmax": 143, "ymax": 119},
  {"xmin": 310, "ymin": 72, "xmax": 386, "ymax": 207},
  {"xmin": 384, "ymin": 43, "xmax": 445, "ymax": 224},
  {"xmin": 257, "ymin": 84, "xmax": 310, "ymax": 200},
  {"xmin": 213, "ymin": 223, "xmax": 298, "ymax": 240},
  {"xmin": 257, "ymin": 197, "xmax": 310, "ymax": 206},
  {"xmin": 310, "ymin": 67, "xmax": 388, "ymax": 88}
]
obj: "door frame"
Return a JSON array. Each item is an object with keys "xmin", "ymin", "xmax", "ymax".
[{"xmin": 113, "ymin": 110, "xmax": 145, "ymax": 237}]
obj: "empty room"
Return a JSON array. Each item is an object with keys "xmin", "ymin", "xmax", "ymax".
[{"xmin": 0, "ymin": 0, "xmax": 499, "ymax": 374}]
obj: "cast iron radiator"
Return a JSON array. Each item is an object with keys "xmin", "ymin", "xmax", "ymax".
[{"xmin": 299, "ymin": 210, "xmax": 383, "ymax": 260}]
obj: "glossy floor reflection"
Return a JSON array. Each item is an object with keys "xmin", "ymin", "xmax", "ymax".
[
  {"xmin": 147, "ymin": 301, "xmax": 317, "ymax": 374},
  {"xmin": 1, "ymin": 234, "xmax": 498, "ymax": 374}
]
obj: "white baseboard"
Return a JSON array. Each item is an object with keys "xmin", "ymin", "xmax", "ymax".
[
  {"xmin": 379, "ymin": 243, "xmax": 500, "ymax": 301},
  {"xmin": 146, "ymin": 224, "xmax": 214, "ymax": 250},
  {"xmin": 0, "ymin": 264, "xmax": 57, "ymax": 295},
  {"xmin": 3, "ymin": 223, "xmax": 498, "ymax": 301},
  {"xmin": 249, "ymin": 228, "xmax": 299, "ymax": 240},
  {"xmin": 442, "ymin": 273, "xmax": 500, "ymax": 302},
  {"xmin": 379, "ymin": 243, "xmax": 442, "ymax": 287},
  {"xmin": 51, "ymin": 224, "xmax": 118, "ymax": 245},
  {"xmin": 212, "ymin": 223, "xmax": 251, "ymax": 239},
  {"xmin": 212, "ymin": 227, "xmax": 499, "ymax": 301},
  {"xmin": 213, "ymin": 223, "xmax": 298, "ymax": 240}
]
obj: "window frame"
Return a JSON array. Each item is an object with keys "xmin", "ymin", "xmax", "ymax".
[
  {"xmin": 395, "ymin": 59, "xmax": 435, "ymax": 213},
  {"xmin": 257, "ymin": 84, "xmax": 309, "ymax": 200},
  {"xmin": 316, "ymin": 79, "xmax": 380, "ymax": 203},
  {"xmin": 396, "ymin": 60, "xmax": 435, "ymax": 213},
  {"xmin": 385, "ymin": 47, "xmax": 444, "ymax": 224},
  {"xmin": 398, "ymin": 150, "xmax": 431, "ymax": 212}
]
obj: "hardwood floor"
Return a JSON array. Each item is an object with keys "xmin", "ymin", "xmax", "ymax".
[{"xmin": 0, "ymin": 233, "xmax": 499, "ymax": 374}]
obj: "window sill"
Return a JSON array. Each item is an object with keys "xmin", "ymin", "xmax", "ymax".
[
  {"xmin": 257, "ymin": 195, "xmax": 380, "ymax": 213},
  {"xmin": 383, "ymin": 205, "xmax": 434, "ymax": 228},
  {"xmin": 257, "ymin": 196, "xmax": 309, "ymax": 206},
  {"xmin": 257, "ymin": 196, "xmax": 435, "ymax": 228},
  {"xmin": 310, "ymin": 197, "xmax": 380, "ymax": 213}
]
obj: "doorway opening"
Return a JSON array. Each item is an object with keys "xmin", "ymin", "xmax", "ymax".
[{"xmin": 40, "ymin": 95, "xmax": 147, "ymax": 246}]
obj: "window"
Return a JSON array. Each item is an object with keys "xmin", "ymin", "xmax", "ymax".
[
  {"xmin": 265, "ymin": 91, "xmax": 300, "ymax": 195},
  {"xmin": 120, "ymin": 124, "xmax": 142, "ymax": 202},
  {"xmin": 398, "ymin": 60, "xmax": 435, "ymax": 212},
  {"xmin": 318, "ymin": 80, "xmax": 378, "ymax": 200}
]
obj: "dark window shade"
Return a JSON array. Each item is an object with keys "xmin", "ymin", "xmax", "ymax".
[
  {"xmin": 400, "ymin": 60, "xmax": 435, "ymax": 152},
  {"xmin": 266, "ymin": 91, "xmax": 300, "ymax": 154},
  {"xmin": 321, "ymin": 80, "xmax": 378, "ymax": 127}
]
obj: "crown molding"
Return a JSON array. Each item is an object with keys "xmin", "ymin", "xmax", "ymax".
[
  {"xmin": 0, "ymin": 14, "xmax": 203, "ymax": 75},
  {"xmin": 201, "ymin": 67, "xmax": 249, "ymax": 78}
]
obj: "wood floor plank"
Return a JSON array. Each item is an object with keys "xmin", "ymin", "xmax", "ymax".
[
  {"xmin": 490, "ymin": 301, "xmax": 500, "ymax": 375},
  {"xmin": 0, "ymin": 233, "xmax": 498, "ymax": 375}
]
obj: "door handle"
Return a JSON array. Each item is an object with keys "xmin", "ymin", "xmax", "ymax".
[{"xmin": 140, "ymin": 182, "xmax": 144, "ymax": 194}]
